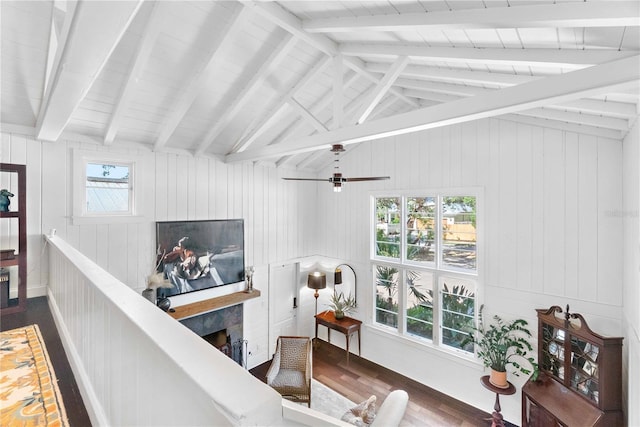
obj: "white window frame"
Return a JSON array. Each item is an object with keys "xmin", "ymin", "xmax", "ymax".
[
  {"xmin": 72, "ymin": 149, "xmax": 144, "ymax": 225},
  {"xmin": 370, "ymin": 188, "xmax": 483, "ymax": 356}
]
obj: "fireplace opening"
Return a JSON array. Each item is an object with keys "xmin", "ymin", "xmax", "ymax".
[
  {"xmin": 180, "ymin": 304, "xmax": 247, "ymax": 368},
  {"xmin": 203, "ymin": 329, "xmax": 232, "ymax": 358}
]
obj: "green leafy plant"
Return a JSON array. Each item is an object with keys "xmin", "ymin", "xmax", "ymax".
[
  {"xmin": 328, "ymin": 292, "xmax": 357, "ymax": 318},
  {"xmin": 463, "ymin": 305, "xmax": 539, "ymax": 381}
]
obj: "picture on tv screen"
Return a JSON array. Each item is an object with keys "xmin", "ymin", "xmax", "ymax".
[{"xmin": 155, "ymin": 219, "xmax": 245, "ymax": 298}]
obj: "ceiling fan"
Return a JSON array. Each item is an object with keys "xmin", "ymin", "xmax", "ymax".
[{"xmin": 283, "ymin": 144, "xmax": 390, "ymax": 192}]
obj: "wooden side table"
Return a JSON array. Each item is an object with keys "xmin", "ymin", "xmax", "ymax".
[
  {"xmin": 315, "ymin": 310, "xmax": 362, "ymax": 365},
  {"xmin": 480, "ymin": 375, "xmax": 516, "ymax": 427}
]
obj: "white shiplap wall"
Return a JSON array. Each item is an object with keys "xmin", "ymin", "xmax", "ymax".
[
  {"xmin": 313, "ymin": 117, "xmax": 626, "ymax": 423},
  {"xmin": 1, "ymin": 130, "xmax": 318, "ymax": 366}
]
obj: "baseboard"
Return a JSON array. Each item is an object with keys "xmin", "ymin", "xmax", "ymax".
[{"xmin": 47, "ymin": 289, "xmax": 108, "ymax": 426}]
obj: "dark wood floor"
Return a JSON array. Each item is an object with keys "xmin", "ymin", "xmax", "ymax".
[
  {"xmin": 3, "ymin": 298, "xmax": 506, "ymax": 426},
  {"xmin": 1, "ymin": 297, "xmax": 92, "ymax": 426},
  {"xmin": 251, "ymin": 339, "xmax": 507, "ymax": 427}
]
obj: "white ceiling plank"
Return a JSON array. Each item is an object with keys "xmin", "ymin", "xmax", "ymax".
[
  {"xmin": 195, "ymin": 34, "xmax": 298, "ymax": 155},
  {"xmin": 333, "ymin": 54, "xmax": 344, "ymax": 129},
  {"xmin": 357, "ymin": 56, "xmax": 409, "ymax": 124},
  {"xmin": 517, "ymin": 108, "xmax": 629, "ymax": 131},
  {"xmin": 340, "ymin": 43, "xmax": 638, "ymax": 69},
  {"xmin": 226, "ymin": 54, "xmax": 639, "ymax": 162},
  {"xmin": 502, "ymin": 114, "xmax": 623, "ymax": 140},
  {"xmin": 287, "ymin": 97, "xmax": 328, "ymax": 132},
  {"xmin": 104, "ymin": 2, "xmax": 162, "ymax": 145},
  {"xmin": 366, "ymin": 62, "xmax": 539, "ymax": 86},
  {"xmin": 547, "ymin": 99, "xmax": 638, "ymax": 119},
  {"xmin": 232, "ymin": 56, "xmax": 332, "ymax": 153},
  {"xmin": 36, "ymin": 0, "xmax": 144, "ymax": 142},
  {"xmin": 153, "ymin": 4, "xmax": 247, "ymax": 151},
  {"xmin": 303, "ymin": 2, "xmax": 640, "ymax": 33}
]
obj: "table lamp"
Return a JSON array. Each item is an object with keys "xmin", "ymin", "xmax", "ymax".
[{"xmin": 307, "ymin": 271, "xmax": 326, "ymax": 315}]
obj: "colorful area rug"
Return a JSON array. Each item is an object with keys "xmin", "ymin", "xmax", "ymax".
[{"xmin": 0, "ymin": 324, "xmax": 69, "ymax": 426}]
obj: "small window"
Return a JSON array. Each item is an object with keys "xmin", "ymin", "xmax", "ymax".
[
  {"xmin": 85, "ymin": 162, "xmax": 131, "ymax": 213},
  {"xmin": 73, "ymin": 150, "xmax": 142, "ymax": 224}
]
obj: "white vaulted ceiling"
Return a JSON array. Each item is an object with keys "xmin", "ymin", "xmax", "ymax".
[{"xmin": 1, "ymin": 1, "xmax": 639, "ymax": 169}]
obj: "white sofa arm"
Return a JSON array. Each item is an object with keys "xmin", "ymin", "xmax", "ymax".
[{"xmin": 370, "ymin": 390, "xmax": 408, "ymax": 427}]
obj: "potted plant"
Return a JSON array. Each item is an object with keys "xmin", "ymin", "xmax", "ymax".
[
  {"xmin": 463, "ymin": 306, "xmax": 538, "ymax": 388},
  {"xmin": 328, "ymin": 292, "xmax": 357, "ymax": 319}
]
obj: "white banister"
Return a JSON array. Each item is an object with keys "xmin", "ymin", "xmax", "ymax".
[{"xmin": 46, "ymin": 235, "xmax": 285, "ymax": 426}]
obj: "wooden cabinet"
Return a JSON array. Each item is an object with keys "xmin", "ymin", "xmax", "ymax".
[
  {"xmin": 522, "ymin": 305, "xmax": 623, "ymax": 426},
  {"xmin": 0, "ymin": 163, "xmax": 27, "ymax": 315}
]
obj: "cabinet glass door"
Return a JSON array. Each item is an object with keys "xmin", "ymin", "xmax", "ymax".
[
  {"xmin": 569, "ymin": 335, "xmax": 599, "ymax": 403},
  {"xmin": 541, "ymin": 324, "xmax": 565, "ymax": 380}
]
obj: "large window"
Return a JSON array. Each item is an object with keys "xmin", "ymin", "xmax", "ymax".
[{"xmin": 373, "ymin": 194, "xmax": 478, "ymax": 353}]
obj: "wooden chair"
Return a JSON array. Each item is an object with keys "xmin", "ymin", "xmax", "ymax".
[{"xmin": 266, "ymin": 336, "xmax": 312, "ymax": 407}]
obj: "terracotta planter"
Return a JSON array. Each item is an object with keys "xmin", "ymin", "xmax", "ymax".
[{"xmin": 489, "ymin": 369, "xmax": 508, "ymax": 388}]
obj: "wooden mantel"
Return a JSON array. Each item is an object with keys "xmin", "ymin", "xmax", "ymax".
[{"xmin": 168, "ymin": 289, "xmax": 260, "ymax": 320}]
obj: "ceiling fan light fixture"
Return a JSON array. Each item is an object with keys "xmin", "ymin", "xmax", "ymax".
[{"xmin": 282, "ymin": 144, "xmax": 390, "ymax": 191}]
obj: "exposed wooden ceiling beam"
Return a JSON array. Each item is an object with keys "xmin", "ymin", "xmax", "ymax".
[
  {"xmin": 500, "ymin": 114, "xmax": 623, "ymax": 140},
  {"xmin": 303, "ymin": 2, "xmax": 640, "ymax": 33},
  {"xmin": 195, "ymin": 34, "xmax": 298, "ymax": 155},
  {"xmin": 287, "ymin": 97, "xmax": 328, "ymax": 132},
  {"xmin": 226, "ymin": 55, "xmax": 639, "ymax": 162},
  {"xmin": 366, "ymin": 62, "xmax": 539, "ymax": 87},
  {"xmin": 340, "ymin": 43, "xmax": 637, "ymax": 69},
  {"xmin": 36, "ymin": 0, "xmax": 144, "ymax": 142},
  {"xmin": 241, "ymin": 0, "xmax": 337, "ymax": 56},
  {"xmin": 356, "ymin": 56, "xmax": 409, "ymax": 124},
  {"xmin": 232, "ymin": 56, "xmax": 332, "ymax": 153},
  {"xmin": 153, "ymin": 4, "xmax": 247, "ymax": 151},
  {"xmin": 516, "ymin": 108, "xmax": 629, "ymax": 131},
  {"xmin": 243, "ymin": 0, "xmax": 420, "ymax": 111},
  {"xmin": 268, "ymin": 71, "xmax": 361, "ymax": 148},
  {"xmin": 104, "ymin": 2, "xmax": 162, "ymax": 145},
  {"xmin": 397, "ymin": 78, "xmax": 638, "ymax": 119}
]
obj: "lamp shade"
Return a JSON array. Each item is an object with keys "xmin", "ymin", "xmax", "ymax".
[{"xmin": 307, "ymin": 272, "xmax": 326, "ymax": 290}]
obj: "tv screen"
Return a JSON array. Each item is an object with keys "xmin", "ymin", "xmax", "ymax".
[{"xmin": 155, "ymin": 219, "xmax": 245, "ymax": 298}]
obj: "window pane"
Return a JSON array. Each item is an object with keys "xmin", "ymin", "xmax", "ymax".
[
  {"xmin": 442, "ymin": 196, "xmax": 476, "ymax": 270},
  {"xmin": 440, "ymin": 277, "xmax": 475, "ymax": 352},
  {"xmin": 406, "ymin": 197, "xmax": 435, "ymax": 263},
  {"xmin": 406, "ymin": 270, "xmax": 433, "ymax": 340},
  {"xmin": 375, "ymin": 264, "xmax": 399, "ymax": 328},
  {"xmin": 86, "ymin": 163, "xmax": 130, "ymax": 213},
  {"xmin": 375, "ymin": 197, "xmax": 401, "ymax": 259}
]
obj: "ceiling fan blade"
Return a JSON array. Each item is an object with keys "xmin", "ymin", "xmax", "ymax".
[
  {"xmin": 282, "ymin": 177, "xmax": 331, "ymax": 182},
  {"xmin": 343, "ymin": 176, "xmax": 390, "ymax": 182}
]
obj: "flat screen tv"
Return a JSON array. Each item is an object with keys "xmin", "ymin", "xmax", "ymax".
[{"xmin": 155, "ymin": 219, "xmax": 245, "ymax": 298}]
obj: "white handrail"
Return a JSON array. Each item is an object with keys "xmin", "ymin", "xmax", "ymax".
[{"xmin": 46, "ymin": 235, "xmax": 284, "ymax": 426}]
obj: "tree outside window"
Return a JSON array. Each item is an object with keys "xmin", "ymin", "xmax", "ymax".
[{"xmin": 373, "ymin": 194, "xmax": 478, "ymax": 353}]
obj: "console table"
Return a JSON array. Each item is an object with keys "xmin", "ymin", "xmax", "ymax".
[{"xmin": 315, "ymin": 310, "xmax": 361, "ymax": 365}]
